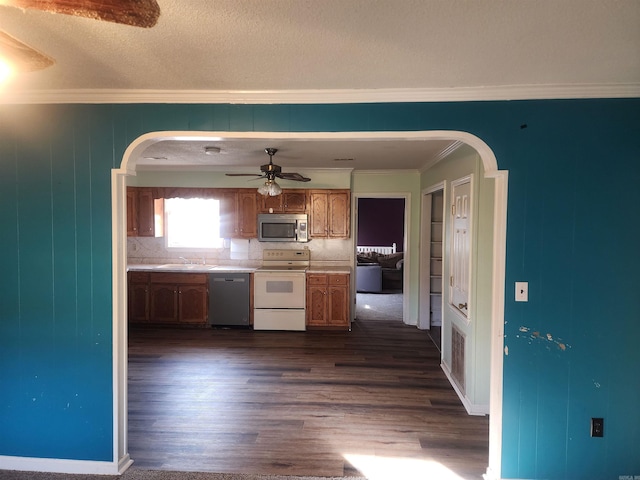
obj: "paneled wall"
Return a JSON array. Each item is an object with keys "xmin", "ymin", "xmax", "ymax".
[{"xmin": 1, "ymin": 100, "xmax": 639, "ymax": 479}]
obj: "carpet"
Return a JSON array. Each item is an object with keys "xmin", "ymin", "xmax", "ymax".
[
  {"xmin": 355, "ymin": 292, "xmax": 403, "ymax": 322},
  {"xmin": 0, "ymin": 469, "xmax": 367, "ymax": 480}
]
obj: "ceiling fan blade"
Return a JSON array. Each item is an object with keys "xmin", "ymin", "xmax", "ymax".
[
  {"xmin": 276, "ymin": 172, "xmax": 311, "ymax": 182},
  {"xmin": 225, "ymin": 173, "xmax": 264, "ymax": 177},
  {"xmin": 1, "ymin": 0, "xmax": 161, "ymax": 28},
  {"xmin": 0, "ymin": 30, "xmax": 54, "ymax": 71}
]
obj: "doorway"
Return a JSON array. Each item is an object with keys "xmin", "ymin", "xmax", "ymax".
[
  {"xmin": 420, "ymin": 185, "xmax": 445, "ymax": 350},
  {"xmin": 112, "ymin": 130, "xmax": 507, "ymax": 478},
  {"xmin": 355, "ymin": 196, "xmax": 406, "ymax": 323}
]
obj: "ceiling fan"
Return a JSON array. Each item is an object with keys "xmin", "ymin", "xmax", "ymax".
[
  {"xmin": 0, "ymin": 0, "xmax": 161, "ymax": 73},
  {"xmin": 226, "ymin": 148, "xmax": 311, "ymax": 197}
]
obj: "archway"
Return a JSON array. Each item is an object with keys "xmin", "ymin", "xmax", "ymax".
[{"xmin": 111, "ymin": 130, "xmax": 507, "ymax": 478}]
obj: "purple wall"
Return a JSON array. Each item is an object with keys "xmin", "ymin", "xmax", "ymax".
[{"xmin": 357, "ymin": 198, "xmax": 405, "ymax": 252}]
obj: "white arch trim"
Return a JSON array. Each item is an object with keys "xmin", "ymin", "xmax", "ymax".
[{"xmin": 112, "ymin": 130, "xmax": 506, "ymax": 479}]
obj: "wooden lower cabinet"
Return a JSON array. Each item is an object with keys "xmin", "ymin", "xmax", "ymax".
[
  {"xmin": 178, "ymin": 284, "xmax": 208, "ymax": 324},
  {"xmin": 130, "ymin": 272, "xmax": 208, "ymax": 325},
  {"xmin": 306, "ymin": 273, "xmax": 350, "ymax": 329},
  {"xmin": 128, "ymin": 272, "xmax": 150, "ymax": 323}
]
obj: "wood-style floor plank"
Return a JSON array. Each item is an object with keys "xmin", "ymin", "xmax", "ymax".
[{"xmin": 128, "ymin": 319, "xmax": 489, "ymax": 478}]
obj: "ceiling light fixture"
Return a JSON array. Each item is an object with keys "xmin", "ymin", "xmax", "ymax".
[{"xmin": 257, "ymin": 178, "xmax": 282, "ymax": 197}]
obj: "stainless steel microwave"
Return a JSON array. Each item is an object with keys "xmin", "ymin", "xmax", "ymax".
[{"xmin": 257, "ymin": 213, "xmax": 309, "ymax": 243}]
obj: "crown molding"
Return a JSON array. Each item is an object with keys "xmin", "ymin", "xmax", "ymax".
[
  {"xmin": 2, "ymin": 83, "xmax": 640, "ymax": 105},
  {"xmin": 353, "ymin": 169, "xmax": 420, "ymax": 175},
  {"xmin": 419, "ymin": 140, "xmax": 465, "ymax": 173}
]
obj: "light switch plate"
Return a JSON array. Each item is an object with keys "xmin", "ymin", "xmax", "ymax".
[{"xmin": 515, "ymin": 282, "xmax": 528, "ymax": 302}]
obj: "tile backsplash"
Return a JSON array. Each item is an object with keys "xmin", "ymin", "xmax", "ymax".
[{"xmin": 127, "ymin": 237, "xmax": 353, "ymax": 267}]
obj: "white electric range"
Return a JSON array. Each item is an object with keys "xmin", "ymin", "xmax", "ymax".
[{"xmin": 253, "ymin": 249, "xmax": 310, "ymax": 331}]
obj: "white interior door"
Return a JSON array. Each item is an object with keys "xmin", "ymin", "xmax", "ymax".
[{"xmin": 450, "ymin": 178, "xmax": 471, "ymax": 317}]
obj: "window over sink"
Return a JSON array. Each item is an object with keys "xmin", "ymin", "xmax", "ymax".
[{"xmin": 164, "ymin": 197, "xmax": 224, "ymax": 249}]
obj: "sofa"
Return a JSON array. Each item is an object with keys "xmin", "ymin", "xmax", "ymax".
[{"xmin": 356, "ymin": 252, "xmax": 404, "ymax": 292}]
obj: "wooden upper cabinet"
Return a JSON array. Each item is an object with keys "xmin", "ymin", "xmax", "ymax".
[
  {"xmin": 126, "ymin": 187, "xmax": 160, "ymax": 237},
  {"xmin": 309, "ymin": 190, "xmax": 350, "ymax": 239},
  {"xmin": 259, "ymin": 194, "xmax": 282, "ymax": 213},
  {"xmin": 309, "ymin": 191, "xmax": 328, "ymax": 237},
  {"xmin": 237, "ymin": 191, "xmax": 258, "ymax": 238},
  {"xmin": 219, "ymin": 190, "xmax": 238, "ymax": 238},
  {"xmin": 126, "ymin": 187, "xmax": 138, "ymax": 236},
  {"xmin": 282, "ymin": 190, "xmax": 307, "ymax": 213},
  {"xmin": 220, "ymin": 190, "xmax": 257, "ymax": 239},
  {"xmin": 137, "ymin": 188, "xmax": 155, "ymax": 236},
  {"xmin": 259, "ymin": 189, "xmax": 307, "ymax": 213}
]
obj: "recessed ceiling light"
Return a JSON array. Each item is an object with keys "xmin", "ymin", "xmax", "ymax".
[
  {"xmin": 333, "ymin": 158, "xmax": 354, "ymax": 162},
  {"xmin": 205, "ymin": 146, "xmax": 221, "ymax": 155},
  {"xmin": 143, "ymin": 156, "xmax": 167, "ymax": 161}
]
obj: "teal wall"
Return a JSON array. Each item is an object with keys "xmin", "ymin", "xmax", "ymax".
[{"xmin": 1, "ymin": 100, "xmax": 639, "ymax": 478}]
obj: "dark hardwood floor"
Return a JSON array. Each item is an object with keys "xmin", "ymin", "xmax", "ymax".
[{"xmin": 128, "ymin": 319, "xmax": 488, "ymax": 479}]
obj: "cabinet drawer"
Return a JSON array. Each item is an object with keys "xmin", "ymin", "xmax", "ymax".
[
  {"xmin": 129, "ymin": 272, "xmax": 150, "ymax": 283},
  {"xmin": 306, "ymin": 274, "xmax": 327, "ymax": 286},
  {"xmin": 150, "ymin": 272, "xmax": 208, "ymax": 285},
  {"xmin": 328, "ymin": 274, "xmax": 348, "ymax": 285}
]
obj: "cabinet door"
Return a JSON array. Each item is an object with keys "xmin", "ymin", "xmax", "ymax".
[
  {"xmin": 149, "ymin": 284, "xmax": 178, "ymax": 323},
  {"xmin": 328, "ymin": 286, "xmax": 349, "ymax": 326},
  {"xmin": 126, "ymin": 188, "xmax": 138, "ymax": 236},
  {"xmin": 282, "ymin": 190, "xmax": 307, "ymax": 213},
  {"xmin": 128, "ymin": 283, "xmax": 149, "ymax": 323},
  {"xmin": 306, "ymin": 284, "xmax": 328, "ymax": 326},
  {"xmin": 237, "ymin": 191, "xmax": 258, "ymax": 238},
  {"xmin": 328, "ymin": 191, "xmax": 350, "ymax": 238},
  {"xmin": 260, "ymin": 194, "xmax": 283, "ymax": 213},
  {"xmin": 178, "ymin": 285, "xmax": 208, "ymax": 324},
  {"xmin": 219, "ymin": 191, "xmax": 238, "ymax": 238},
  {"xmin": 309, "ymin": 192, "xmax": 329, "ymax": 238},
  {"xmin": 137, "ymin": 188, "xmax": 155, "ymax": 237}
]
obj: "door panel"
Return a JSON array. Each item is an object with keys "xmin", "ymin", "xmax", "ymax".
[{"xmin": 451, "ymin": 179, "xmax": 471, "ymax": 317}]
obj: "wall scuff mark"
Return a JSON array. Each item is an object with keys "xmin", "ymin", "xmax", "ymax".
[{"xmin": 516, "ymin": 326, "xmax": 570, "ymax": 352}]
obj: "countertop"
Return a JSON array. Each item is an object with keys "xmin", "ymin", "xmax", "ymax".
[
  {"xmin": 128, "ymin": 264, "xmax": 351, "ymax": 274},
  {"xmin": 127, "ymin": 264, "xmax": 257, "ymax": 273},
  {"xmin": 306, "ymin": 265, "xmax": 352, "ymax": 274}
]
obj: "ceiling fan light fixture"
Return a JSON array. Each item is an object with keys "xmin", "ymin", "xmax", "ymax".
[{"xmin": 257, "ymin": 178, "xmax": 282, "ymax": 197}]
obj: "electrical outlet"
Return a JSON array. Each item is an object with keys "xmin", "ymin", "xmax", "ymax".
[{"xmin": 591, "ymin": 417, "xmax": 604, "ymax": 437}]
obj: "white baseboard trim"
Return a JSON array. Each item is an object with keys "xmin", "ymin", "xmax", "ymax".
[
  {"xmin": 441, "ymin": 363, "xmax": 489, "ymax": 416},
  {"xmin": 483, "ymin": 465, "xmax": 500, "ymax": 480},
  {"xmin": 0, "ymin": 454, "xmax": 132, "ymax": 475}
]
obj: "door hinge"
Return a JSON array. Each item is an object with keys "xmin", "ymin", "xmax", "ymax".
[
  {"xmin": 451, "ymin": 204, "xmax": 456, "ymax": 215},
  {"xmin": 450, "ymin": 276, "xmax": 454, "ymax": 286}
]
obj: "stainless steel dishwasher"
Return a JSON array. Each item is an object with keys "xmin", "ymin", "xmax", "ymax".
[{"xmin": 208, "ymin": 273, "xmax": 251, "ymax": 326}]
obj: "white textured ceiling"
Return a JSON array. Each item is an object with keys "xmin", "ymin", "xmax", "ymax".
[
  {"xmin": 135, "ymin": 136, "xmax": 458, "ymax": 172},
  {"xmin": 1, "ymin": 0, "xmax": 638, "ymax": 97},
  {"xmin": 1, "ymin": 0, "xmax": 638, "ymax": 171}
]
